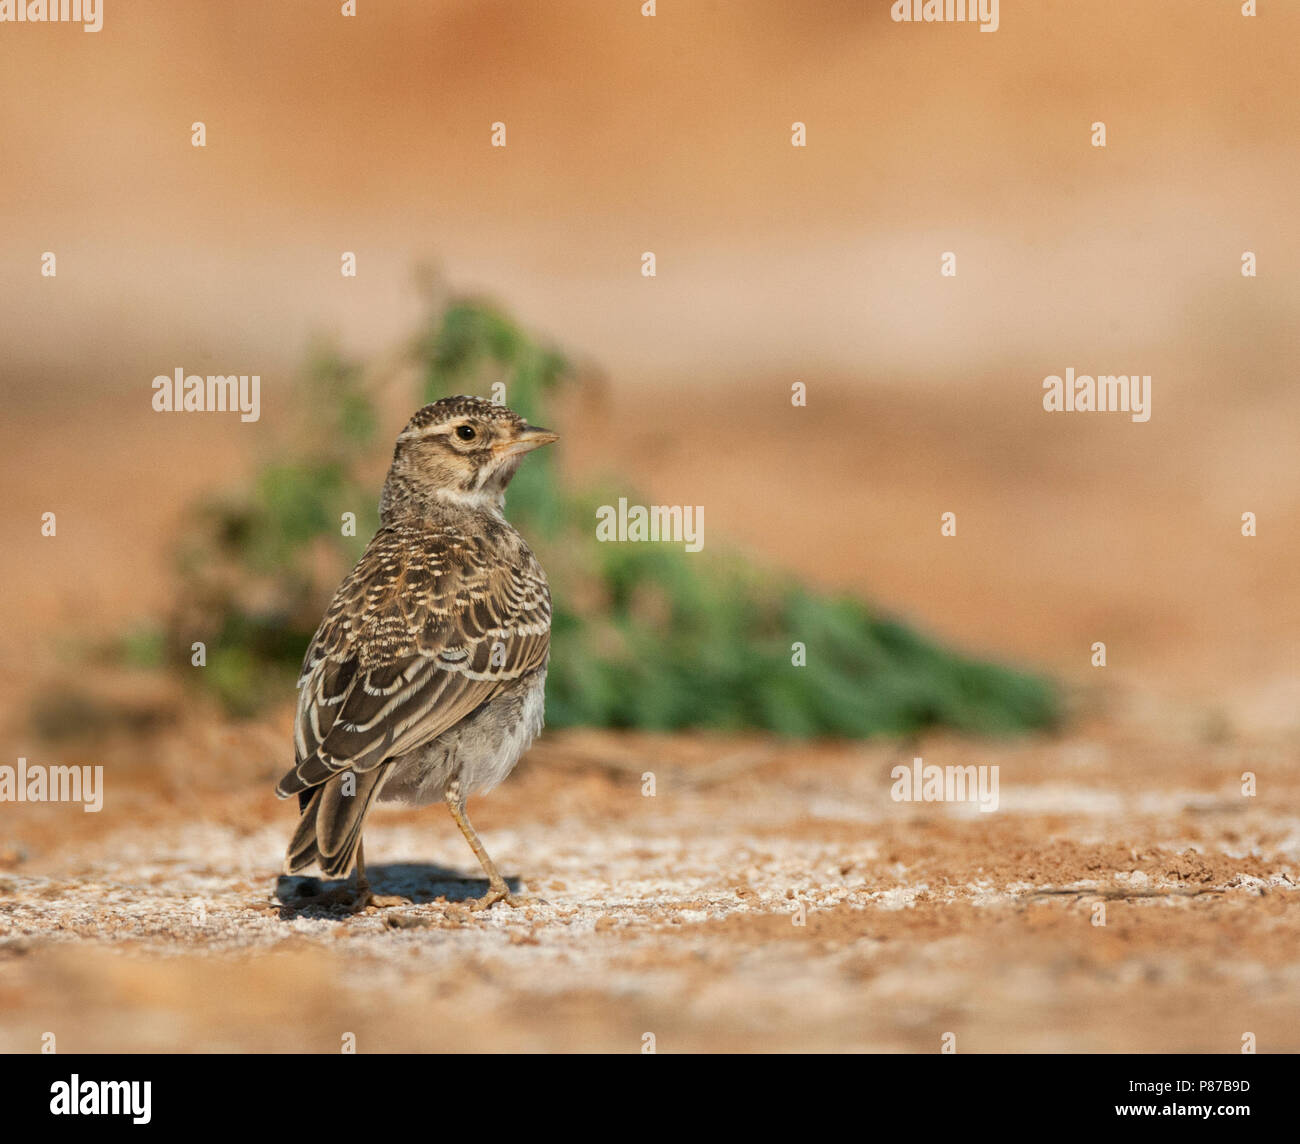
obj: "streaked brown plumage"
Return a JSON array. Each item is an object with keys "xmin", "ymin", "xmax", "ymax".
[{"xmin": 276, "ymin": 395, "xmax": 558, "ymax": 911}]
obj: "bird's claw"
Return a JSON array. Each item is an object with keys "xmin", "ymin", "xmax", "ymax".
[{"xmin": 470, "ymin": 882, "xmax": 525, "ymax": 911}]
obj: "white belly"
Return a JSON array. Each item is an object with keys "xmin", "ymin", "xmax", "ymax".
[{"xmin": 379, "ymin": 667, "xmax": 547, "ymax": 805}]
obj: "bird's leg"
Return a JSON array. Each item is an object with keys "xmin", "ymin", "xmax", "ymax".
[
  {"xmin": 291, "ymin": 839, "xmax": 409, "ymax": 913},
  {"xmin": 347, "ymin": 840, "xmax": 374, "ymax": 913},
  {"xmin": 349, "ymin": 839, "xmax": 410, "ymax": 912},
  {"xmin": 354, "ymin": 839, "xmax": 370, "ymax": 897},
  {"xmin": 444, "ymin": 783, "xmax": 521, "ymax": 910},
  {"xmin": 288, "ymin": 852, "xmax": 365, "ymax": 910}
]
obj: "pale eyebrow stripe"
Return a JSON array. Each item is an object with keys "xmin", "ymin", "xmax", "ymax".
[{"xmin": 397, "ymin": 424, "xmax": 457, "ymax": 442}]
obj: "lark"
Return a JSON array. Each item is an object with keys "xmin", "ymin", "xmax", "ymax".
[{"xmin": 276, "ymin": 396, "xmax": 558, "ymax": 912}]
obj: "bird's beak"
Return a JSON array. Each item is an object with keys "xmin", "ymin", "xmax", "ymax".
[{"xmin": 496, "ymin": 425, "xmax": 559, "ymax": 458}]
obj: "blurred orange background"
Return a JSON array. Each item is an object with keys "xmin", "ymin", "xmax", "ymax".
[{"xmin": 2, "ymin": 0, "xmax": 1297, "ymax": 733}]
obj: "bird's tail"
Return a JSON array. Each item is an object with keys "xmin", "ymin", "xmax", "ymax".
[{"xmin": 284, "ymin": 765, "xmax": 390, "ymax": 878}]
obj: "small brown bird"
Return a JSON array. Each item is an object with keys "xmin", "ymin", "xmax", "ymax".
[{"xmin": 276, "ymin": 395, "xmax": 557, "ymax": 911}]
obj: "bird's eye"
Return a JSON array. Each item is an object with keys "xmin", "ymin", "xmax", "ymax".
[{"xmin": 455, "ymin": 424, "xmax": 476, "ymax": 441}]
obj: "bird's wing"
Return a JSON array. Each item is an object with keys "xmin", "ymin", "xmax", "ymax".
[{"xmin": 275, "ymin": 520, "xmax": 551, "ymax": 797}]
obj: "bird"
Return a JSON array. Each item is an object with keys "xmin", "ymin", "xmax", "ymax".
[{"xmin": 275, "ymin": 395, "xmax": 558, "ymax": 912}]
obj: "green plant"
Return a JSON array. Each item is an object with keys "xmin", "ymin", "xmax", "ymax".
[{"xmin": 153, "ymin": 296, "xmax": 1058, "ymax": 737}]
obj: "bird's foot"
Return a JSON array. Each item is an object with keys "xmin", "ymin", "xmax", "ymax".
[
  {"xmin": 349, "ymin": 883, "xmax": 412, "ymax": 914},
  {"xmin": 288, "ymin": 879, "xmax": 409, "ymax": 914},
  {"xmin": 470, "ymin": 879, "xmax": 527, "ymax": 911},
  {"xmin": 287, "ymin": 881, "xmax": 356, "ymax": 910},
  {"xmin": 357, "ymin": 892, "xmax": 412, "ymax": 912}
]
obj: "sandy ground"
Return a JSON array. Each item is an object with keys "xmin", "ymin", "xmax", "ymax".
[{"xmin": 2, "ymin": 705, "xmax": 1298, "ymax": 1053}]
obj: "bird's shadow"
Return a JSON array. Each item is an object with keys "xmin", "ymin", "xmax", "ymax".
[{"xmin": 273, "ymin": 862, "xmax": 520, "ymax": 920}]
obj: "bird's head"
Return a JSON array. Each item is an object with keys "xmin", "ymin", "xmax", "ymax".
[{"xmin": 381, "ymin": 395, "xmax": 559, "ymax": 519}]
